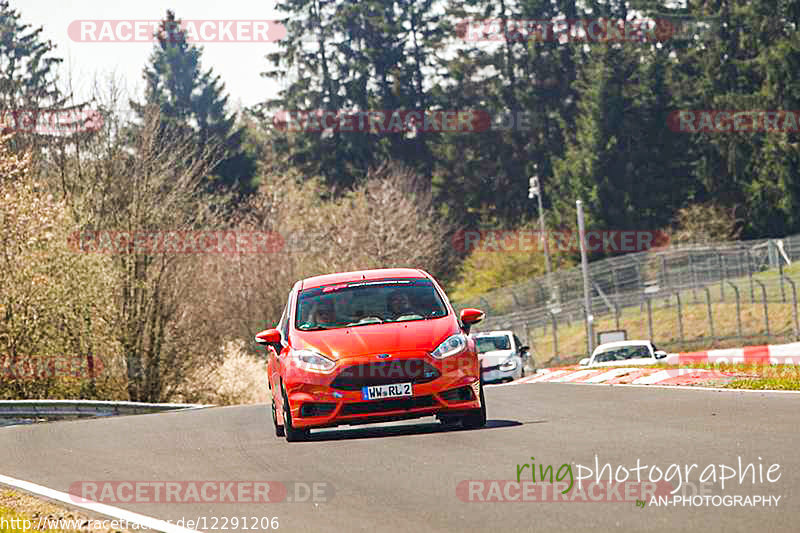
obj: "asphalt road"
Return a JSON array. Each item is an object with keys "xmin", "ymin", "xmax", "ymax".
[{"xmin": 0, "ymin": 384, "xmax": 798, "ymax": 533}]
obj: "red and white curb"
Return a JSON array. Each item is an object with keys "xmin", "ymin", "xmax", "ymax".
[
  {"xmin": 664, "ymin": 342, "xmax": 800, "ymax": 365},
  {"xmin": 509, "ymin": 367, "xmax": 734, "ymax": 386},
  {"xmin": 503, "ymin": 342, "xmax": 800, "ymax": 387}
]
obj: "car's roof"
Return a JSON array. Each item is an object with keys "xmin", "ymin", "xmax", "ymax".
[
  {"xmin": 594, "ymin": 340, "xmax": 652, "ymax": 351},
  {"xmin": 474, "ymin": 331, "xmax": 513, "ymax": 337},
  {"xmin": 299, "ymin": 268, "xmax": 430, "ymax": 290}
]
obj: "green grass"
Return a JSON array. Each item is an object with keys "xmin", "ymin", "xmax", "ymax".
[
  {"xmin": 0, "ymin": 507, "xmax": 66, "ymax": 533},
  {"xmin": 725, "ymin": 378, "xmax": 800, "ymax": 390}
]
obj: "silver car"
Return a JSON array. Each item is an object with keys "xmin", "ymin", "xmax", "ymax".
[{"xmin": 473, "ymin": 331, "xmax": 531, "ymax": 383}]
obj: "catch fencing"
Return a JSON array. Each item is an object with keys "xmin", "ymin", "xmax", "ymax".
[{"xmin": 458, "ymin": 235, "xmax": 800, "ymax": 364}]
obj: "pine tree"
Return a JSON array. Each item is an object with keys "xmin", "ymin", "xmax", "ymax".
[
  {"xmin": 131, "ymin": 10, "xmax": 256, "ymax": 197},
  {"xmin": 259, "ymin": 0, "xmax": 446, "ymax": 189},
  {"xmin": 0, "ymin": 1, "xmax": 65, "ymax": 150}
]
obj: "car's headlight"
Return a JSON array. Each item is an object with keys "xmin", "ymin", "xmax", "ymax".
[
  {"xmin": 499, "ymin": 357, "xmax": 517, "ymax": 371},
  {"xmin": 291, "ymin": 349, "xmax": 336, "ymax": 373},
  {"xmin": 431, "ymin": 334, "xmax": 468, "ymax": 359}
]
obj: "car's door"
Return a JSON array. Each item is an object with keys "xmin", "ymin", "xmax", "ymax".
[{"xmin": 271, "ymin": 292, "xmax": 292, "ymax": 396}]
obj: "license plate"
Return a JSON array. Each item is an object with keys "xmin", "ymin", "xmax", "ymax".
[{"xmin": 361, "ymin": 382, "xmax": 412, "ymax": 400}]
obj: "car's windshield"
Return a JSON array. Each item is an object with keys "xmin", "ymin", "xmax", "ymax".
[
  {"xmin": 593, "ymin": 345, "xmax": 652, "ymax": 362},
  {"xmin": 475, "ymin": 336, "xmax": 512, "ymax": 353},
  {"xmin": 295, "ymin": 278, "xmax": 448, "ymax": 330}
]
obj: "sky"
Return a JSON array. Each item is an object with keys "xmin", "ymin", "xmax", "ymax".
[{"xmin": 18, "ymin": 0, "xmax": 288, "ymax": 113}]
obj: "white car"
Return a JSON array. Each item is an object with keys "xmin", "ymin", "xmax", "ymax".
[
  {"xmin": 579, "ymin": 340, "xmax": 668, "ymax": 368},
  {"xmin": 473, "ymin": 330, "xmax": 531, "ymax": 382}
]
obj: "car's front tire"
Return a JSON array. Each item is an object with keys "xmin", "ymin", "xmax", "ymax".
[
  {"xmin": 282, "ymin": 385, "xmax": 309, "ymax": 442},
  {"xmin": 460, "ymin": 379, "xmax": 487, "ymax": 429}
]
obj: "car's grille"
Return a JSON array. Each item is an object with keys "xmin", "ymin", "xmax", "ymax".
[
  {"xmin": 481, "ymin": 364, "xmax": 501, "ymax": 372},
  {"xmin": 330, "ymin": 359, "xmax": 440, "ymax": 391},
  {"xmin": 340, "ymin": 395, "xmax": 436, "ymax": 416},
  {"xmin": 439, "ymin": 385, "xmax": 475, "ymax": 403},
  {"xmin": 299, "ymin": 402, "xmax": 337, "ymax": 417}
]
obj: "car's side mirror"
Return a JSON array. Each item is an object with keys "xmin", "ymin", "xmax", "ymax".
[
  {"xmin": 520, "ymin": 345, "xmax": 530, "ymax": 352},
  {"xmin": 255, "ymin": 329, "xmax": 283, "ymax": 354},
  {"xmin": 579, "ymin": 357, "xmax": 590, "ymax": 366},
  {"xmin": 460, "ymin": 308, "xmax": 485, "ymax": 324},
  {"xmin": 654, "ymin": 350, "xmax": 667, "ymax": 359},
  {"xmin": 459, "ymin": 308, "xmax": 485, "ymax": 334}
]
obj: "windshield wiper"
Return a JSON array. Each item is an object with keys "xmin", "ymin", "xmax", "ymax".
[
  {"xmin": 345, "ymin": 316, "xmax": 385, "ymax": 326},
  {"xmin": 297, "ymin": 325, "xmax": 331, "ymax": 331}
]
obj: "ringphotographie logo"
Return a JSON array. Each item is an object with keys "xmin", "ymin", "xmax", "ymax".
[
  {"xmin": 67, "ymin": 230, "xmax": 285, "ymax": 255},
  {"xmin": 457, "ymin": 455, "xmax": 784, "ymax": 507},
  {"xmin": 451, "ymin": 229, "xmax": 670, "ymax": 254},
  {"xmin": 0, "ymin": 109, "xmax": 104, "ymax": 135},
  {"xmin": 271, "ymin": 109, "xmax": 535, "ymax": 134},
  {"xmin": 668, "ymin": 110, "xmax": 800, "ymax": 133},
  {"xmin": 0, "ymin": 355, "xmax": 105, "ymax": 381},
  {"xmin": 68, "ymin": 481, "xmax": 333, "ymax": 504},
  {"xmin": 67, "ymin": 20, "xmax": 287, "ymax": 43}
]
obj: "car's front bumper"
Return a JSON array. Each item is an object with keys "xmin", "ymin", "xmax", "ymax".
[
  {"xmin": 481, "ymin": 367, "xmax": 519, "ymax": 383},
  {"xmin": 283, "ymin": 351, "xmax": 481, "ymax": 429}
]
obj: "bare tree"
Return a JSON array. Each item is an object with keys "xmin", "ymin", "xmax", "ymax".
[{"xmin": 209, "ymin": 161, "xmax": 453, "ymax": 346}]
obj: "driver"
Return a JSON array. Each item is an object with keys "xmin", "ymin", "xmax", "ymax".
[
  {"xmin": 387, "ymin": 290, "xmax": 416, "ymax": 319},
  {"xmin": 306, "ymin": 297, "xmax": 338, "ymax": 327}
]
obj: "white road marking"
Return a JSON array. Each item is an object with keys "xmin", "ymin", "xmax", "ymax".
[
  {"xmin": 0, "ymin": 473, "xmax": 201, "ymax": 533},
  {"xmin": 631, "ymin": 368, "xmax": 710, "ymax": 385},
  {"xmin": 520, "ymin": 370, "xmax": 570, "ymax": 383},
  {"xmin": 582, "ymin": 367, "xmax": 638, "ymax": 383},
  {"xmin": 548, "ymin": 369, "xmax": 599, "ymax": 382}
]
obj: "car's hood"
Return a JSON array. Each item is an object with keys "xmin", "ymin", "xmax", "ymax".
[
  {"xmin": 589, "ymin": 358, "xmax": 656, "ymax": 368},
  {"xmin": 478, "ymin": 350, "xmax": 514, "ymax": 367},
  {"xmin": 292, "ymin": 317, "xmax": 458, "ymax": 360}
]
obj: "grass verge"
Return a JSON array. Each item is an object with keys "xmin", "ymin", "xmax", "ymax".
[{"xmin": 0, "ymin": 489, "xmax": 134, "ymax": 533}]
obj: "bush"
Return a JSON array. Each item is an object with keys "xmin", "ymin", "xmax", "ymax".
[
  {"xmin": 0, "ymin": 136, "xmax": 122, "ymax": 399},
  {"xmin": 176, "ymin": 341, "xmax": 269, "ymax": 405},
  {"xmin": 666, "ymin": 202, "xmax": 742, "ymax": 244}
]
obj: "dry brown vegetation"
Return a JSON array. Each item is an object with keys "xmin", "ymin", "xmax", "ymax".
[{"xmin": 1, "ymin": 91, "xmax": 452, "ymax": 404}]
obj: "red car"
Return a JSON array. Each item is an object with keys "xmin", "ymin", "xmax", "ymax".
[{"xmin": 255, "ymin": 268, "xmax": 486, "ymax": 441}]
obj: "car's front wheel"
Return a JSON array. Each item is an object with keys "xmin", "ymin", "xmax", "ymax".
[
  {"xmin": 282, "ymin": 385, "xmax": 309, "ymax": 442},
  {"xmin": 460, "ymin": 379, "xmax": 487, "ymax": 429}
]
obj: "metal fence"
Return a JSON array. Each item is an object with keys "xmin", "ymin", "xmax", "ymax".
[
  {"xmin": 458, "ymin": 235, "xmax": 800, "ymax": 364},
  {"xmin": 0, "ymin": 400, "xmax": 210, "ymax": 427}
]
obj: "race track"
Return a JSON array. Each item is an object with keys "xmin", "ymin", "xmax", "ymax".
[{"xmin": 1, "ymin": 384, "xmax": 797, "ymax": 532}]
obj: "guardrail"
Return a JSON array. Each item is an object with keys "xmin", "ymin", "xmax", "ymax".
[{"xmin": 0, "ymin": 400, "xmax": 211, "ymax": 419}]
